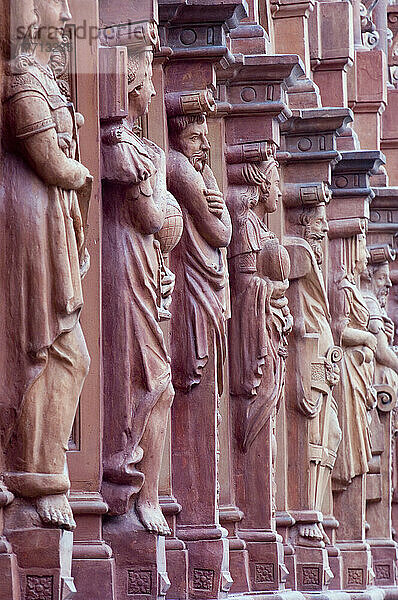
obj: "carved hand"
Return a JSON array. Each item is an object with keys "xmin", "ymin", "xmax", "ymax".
[
  {"xmin": 384, "ymin": 317, "xmax": 395, "ymax": 343},
  {"xmin": 282, "ymin": 309, "xmax": 294, "ymax": 336},
  {"xmin": 161, "ymin": 265, "xmax": 176, "ymax": 300},
  {"xmin": 204, "ymin": 189, "xmax": 225, "ymax": 218}
]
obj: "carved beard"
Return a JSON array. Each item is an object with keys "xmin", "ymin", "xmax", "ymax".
[
  {"xmin": 189, "ymin": 151, "xmax": 208, "ymax": 173},
  {"xmin": 304, "ymin": 229, "xmax": 324, "ymax": 266}
]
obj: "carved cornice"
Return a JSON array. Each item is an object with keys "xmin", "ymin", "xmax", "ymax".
[
  {"xmin": 328, "ymin": 151, "xmax": 385, "ymax": 237},
  {"xmin": 99, "ymin": 0, "xmax": 158, "ymax": 29},
  {"xmin": 158, "ymin": 0, "xmax": 247, "ymax": 63},
  {"xmin": 282, "ymin": 108, "xmax": 353, "ymax": 136},
  {"xmin": 158, "ymin": 0, "xmax": 247, "ymax": 30},
  {"xmin": 280, "ymin": 107, "xmax": 352, "ymax": 165},
  {"xmin": 218, "ymin": 55, "xmax": 305, "ymax": 150},
  {"xmin": 217, "ymin": 54, "xmax": 304, "ymax": 126},
  {"xmin": 368, "ymin": 187, "xmax": 398, "ymax": 248}
]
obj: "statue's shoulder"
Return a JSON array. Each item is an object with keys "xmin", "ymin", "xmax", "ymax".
[
  {"xmin": 4, "ymin": 69, "xmax": 43, "ymax": 101},
  {"xmin": 4, "ymin": 60, "xmax": 66, "ymax": 109},
  {"xmin": 284, "ymin": 236, "xmax": 313, "ymax": 279},
  {"xmin": 363, "ymin": 291, "xmax": 383, "ymax": 331},
  {"xmin": 167, "ymin": 148, "xmax": 189, "ymax": 170},
  {"xmin": 101, "ymin": 123, "xmax": 157, "ymax": 185}
]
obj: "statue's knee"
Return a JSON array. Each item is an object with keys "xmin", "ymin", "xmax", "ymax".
[{"xmin": 328, "ymin": 412, "xmax": 342, "ymax": 452}]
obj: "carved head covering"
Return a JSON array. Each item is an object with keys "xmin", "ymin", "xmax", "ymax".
[
  {"xmin": 127, "ymin": 23, "xmax": 158, "ymax": 90},
  {"xmin": 242, "ymin": 158, "xmax": 279, "ymax": 205}
]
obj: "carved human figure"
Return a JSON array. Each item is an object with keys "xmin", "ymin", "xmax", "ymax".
[
  {"xmin": 0, "ymin": 0, "xmax": 91, "ymax": 530},
  {"xmin": 286, "ymin": 203, "xmax": 342, "ymax": 542},
  {"xmin": 361, "ymin": 259, "xmax": 398, "ymax": 392},
  {"xmin": 228, "ymin": 159, "xmax": 292, "ymax": 453},
  {"xmin": 167, "ymin": 114, "xmax": 231, "ymax": 394},
  {"xmin": 101, "ymin": 39, "xmax": 182, "ymax": 535},
  {"xmin": 332, "ymin": 233, "xmax": 377, "ymax": 490}
]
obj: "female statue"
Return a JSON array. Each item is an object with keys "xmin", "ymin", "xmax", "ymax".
[
  {"xmin": 1, "ymin": 0, "xmax": 91, "ymax": 530},
  {"xmin": 101, "ymin": 32, "xmax": 182, "ymax": 535},
  {"xmin": 332, "ymin": 233, "xmax": 377, "ymax": 489},
  {"xmin": 228, "ymin": 158, "xmax": 292, "ymax": 451}
]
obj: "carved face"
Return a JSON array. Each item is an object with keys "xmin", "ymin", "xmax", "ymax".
[
  {"xmin": 35, "ymin": 0, "xmax": 71, "ymax": 45},
  {"xmin": 176, "ymin": 120, "xmax": 210, "ymax": 172},
  {"xmin": 128, "ymin": 52, "xmax": 156, "ymax": 119},
  {"xmin": 260, "ymin": 164, "xmax": 281, "ymax": 213},
  {"xmin": 306, "ymin": 204, "xmax": 329, "ymax": 239},
  {"xmin": 371, "ymin": 262, "xmax": 392, "ymax": 307},
  {"xmin": 303, "ymin": 204, "xmax": 329, "ymax": 266}
]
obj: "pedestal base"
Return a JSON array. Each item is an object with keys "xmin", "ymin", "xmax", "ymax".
[
  {"xmin": 229, "ymin": 545, "xmax": 251, "ymax": 594},
  {"xmin": 71, "ymin": 493, "xmax": 115, "ymax": 600},
  {"xmin": 0, "ymin": 547, "xmax": 21, "ymax": 600},
  {"xmin": 4, "ymin": 499, "xmax": 75, "ymax": 600},
  {"xmin": 327, "ymin": 545, "xmax": 343, "ymax": 591},
  {"xmin": 177, "ymin": 527, "xmax": 232, "ymax": 600},
  {"xmin": 293, "ymin": 544, "xmax": 333, "ymax": 592},
  {"xmin": 368, "ymin": 540, "xmax": 398, "ymax": 587},
  {"xmin": 238, "ymin": 533, "xmax": 288, "ymax": 593},
  {"xmin": 337, "ymin": 543, "xmax": 374, "ymax": 591},
  {"xmin": 103, "ymin": 507, "xmax": 170, "ymax": 600},
  {"xmin": 165, "ymin": 538, "xmax": 189, "ymax": 600}
]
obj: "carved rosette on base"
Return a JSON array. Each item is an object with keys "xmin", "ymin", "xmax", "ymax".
[
  {"xmin": 361, "ymin": 244, "xmax": 398, "ymax": 588},
  {"xmin": 227, "ymin": 143, "xmax": 292, "ymax": 594},
  {"xmin": 1, "ymin": 0, "xmax": 92, "ymax": 597},
  {"xmin": 166, "ymin": 89, "xmax": 233, "ymax": 600},
  {"xmin": 328, "ymin": 150, "xmax": 385, "ymax": 591},
  {"xmin": 99, "ymin": 20, "xmax": 181, "ymax": 600}
]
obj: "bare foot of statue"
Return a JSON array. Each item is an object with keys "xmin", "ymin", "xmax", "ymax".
[
  {"xmin": 136, "ymin": 499, "xmax": 171, "ymax": 536},
  {"xmin": 36, "ymin": 494, "xmax": 76, "ymax": 531},
  {"xmin": 299, "ymin": 522, "xmax": 324, "ymax": 542}
]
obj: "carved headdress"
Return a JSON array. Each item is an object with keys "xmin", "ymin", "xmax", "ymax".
[{"xmin": 127, "ymin": 23, "xmax": 159, "ymax": 89}]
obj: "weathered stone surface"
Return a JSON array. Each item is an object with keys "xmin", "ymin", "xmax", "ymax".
[{"xmin": 1, "ymin": 0, "xmax": 398, "ymax": 599}]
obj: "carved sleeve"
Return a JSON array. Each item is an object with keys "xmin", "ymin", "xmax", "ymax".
[
  {"xmin": 8, "ymin": 92, "xmax": 88, "ymax": 190},
  {"xmin": 10, "ymin": 92, "xmax": 56, "ymax": 139}
]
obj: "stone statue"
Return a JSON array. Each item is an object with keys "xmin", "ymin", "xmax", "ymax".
[
  {"xmin": 361, "ymin": 256, "xmax": 398, "ymax": 391},
  {"xmin": 167, "ymin": 113, "xmax": 231, "ymax": 394},
  {"xmin": 0, "ymin": 0, "xmax": 91, "ymax": 530},
  {"xmin": 101, "ymin": 31, "xmax": 182, "ymax": 535},
  {"xmin": 228, "ymin": 159, "xmax": 292, "ymax": 452},
  {"xmin": 332, "ymin": 233, "xmax": 377, "ymax": 490},
  {"xmin": 285, "ymin": 202, "xmax": 342, "ymax": 543}
]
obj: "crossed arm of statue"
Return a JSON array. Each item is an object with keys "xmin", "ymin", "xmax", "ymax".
[{"xmin": 168, "ymin": 151, "xmax": 231, "ymax": 248}]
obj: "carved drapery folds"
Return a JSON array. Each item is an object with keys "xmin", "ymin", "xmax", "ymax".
[
  {"xmin": 331, "ymin": 227, "xmax": 377, "ymax": 490},
  {"xmin": 0, "ymin": 0, "xmax": 91, "ymax": 531},
  {"xmin": 101, "ymin": 25, "xmax": 182, "ymax": 534},
  {"xmin": 284, "ymin": 183, "xmax": 342, "ymax": 544},
  {"xmin": 3, "ymin": 0, "xmax": 398, "ymax": 598},
  {"xmin": 166, "ymin": 93, "xmax": 231, "ymax": 395},
  {"xmin": 227, "ymin": 147, "xmax": 292, "ymax": 452}
]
